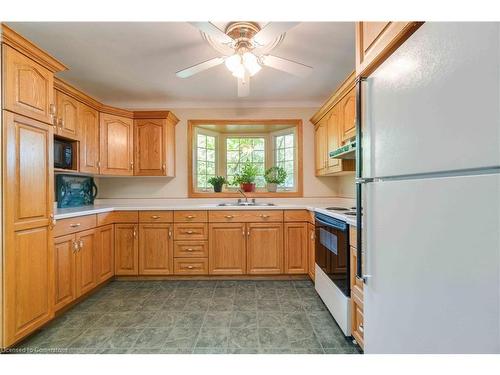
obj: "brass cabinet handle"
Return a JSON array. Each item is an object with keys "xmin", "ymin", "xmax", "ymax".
[
  {"xmin": 242, "ymin": 230, "xmax": 245, "ymax": 236},
  {"xmin": 259, "ymin": 214, "xmax": 270, "ymax": 218},
  {"xmin": 162, "ymin": 164, "xmax": 166, "ymax": 171},
  {"xmin": 168, "ymin": 230, "xmax": 172, "ymax": 238},
  {"xmin": 358, "ymin": 324, "xmax": 364, "ymax": 333},
  {"xmin": 49, "ymin": 213, "xmax": 56, "ymax": 229},
  {"xmin": 186, "ymin": 248, "xmax": 194, "ymax": 252},
  {"xmin": 310, "ymin": 232, "xmax": 315, "ymax": 240},
  {"xmin": 187, "ymin": 265, "xmax": 194, "ymax": 269},
  {"xmin": 130, "ymin": 161, "xmax": 134, "ymax": 170},
  {"xmin": 186, "ymin": 215, "xmax": 195, "ymax": 219},
  {"xmin": 224, "ymin": 215, "xmax": 234, "ymax": 219},
  {"xmin": 151, "ymin": 215, "xmax": 161, "ymax": 219},
  {"xmin": 69, "ymin": 223, "xmax": 81, "ymax": 228},
  {"xmin": 247, "ymin": 230, "xmax": 250, "ymax": 237},
  {"xmin": 78, "ymin": 240, "xmax": 84, "ymax": 250},
  {"xmin": 72, "ymin": 240, "xmax": 79, "ymax": 253},
  {"xmin": 133, "ymin": 227, "xmax": 137, "ymax": 238}
]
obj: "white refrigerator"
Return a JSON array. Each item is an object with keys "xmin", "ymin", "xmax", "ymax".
[{"xmin": 357, "ymin": 22, "xmax": 500, "ymax": 353}]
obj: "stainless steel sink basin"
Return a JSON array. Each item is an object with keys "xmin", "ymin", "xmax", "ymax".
[{"xmin": 217, "ymin": 202, "xmax": 275, "ymax": 207}]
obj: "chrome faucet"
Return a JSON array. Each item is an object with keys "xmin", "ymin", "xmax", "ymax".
[{"xmin": 237, "ymin": 189, "xmax": 255, "ymax": 205}]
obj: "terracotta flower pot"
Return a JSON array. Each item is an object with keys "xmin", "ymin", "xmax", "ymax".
[{"xmin": 240, "ymin": 183, "xmax": 255, "ymax": 192}]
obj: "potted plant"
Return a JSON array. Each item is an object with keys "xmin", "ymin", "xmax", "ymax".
[
  {"xmin": 264, "ymin": 166, "xmax": 287, "ymax": 192},
  {"xmin": 207, "ymin": 176, "xmax": 227, "ymax": 193},
  {"xmin": 232, "ymin": 162, "xmax": 258, "ymax": 192}
]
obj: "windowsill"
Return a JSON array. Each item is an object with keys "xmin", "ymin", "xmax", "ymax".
[{"xmin": 189, "ymin": 191, "xmax": 303, "ymax": 198}]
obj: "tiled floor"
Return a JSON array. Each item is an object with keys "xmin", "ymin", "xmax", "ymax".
[{"xmin": 15, "ymin": 280, "xmax": 361, "ymax": 354}]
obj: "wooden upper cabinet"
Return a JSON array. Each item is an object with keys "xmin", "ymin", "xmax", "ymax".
[
  {"xmin": 55, "ymin": 90, "xmax": 79, "ymax": 140},
  {"xmin": 115, "ymin": 223, "xmax": 139, "ymax": 275},
  {"xmin": 314, "ymin": 119, "xmax": 327, "ymax": 175},
  {"xmin": 326, "ymin": 105, "xmax": 341, "ymax": 170},
  {"xmin": 284, "ymin": 222, "xmax": 308, "ymax": 274},
  {"xmin": 75, "ymin": 229, "xmax": 97, "ymax": 297},
  {"xmin": 95, "ymin": 224, "xmax": 114, "ymax": 283},
  {"xmin": 54, "ymin": 234, "xmax": 77, "ymax": 311},
  {"xmin": 356, "ymin": 22, "xmax": 423, "ymax": 77},
  {"xmin": 3, "ymin": 45, "xmax": 55, "ymax": 125},
  {"xmin": 100, "ymin": 113, "xmax": 134, "ymax": 176},
  {"xmin": 134, "ymin": 118, "xmax": 175, "ymax": 176},
  {"xmin": 138, "ymin": 224, "xmax": 174, "ymax": 275},
  {"xmin": 247, "ymin": 223, "xmax": 283, "ymax": 275},
  {"xmin": 209, "ymin": 223, "xmax": 246, "ymax": 275},
  {"xmin": 340, "ymin": 87, "xmax": 356, "ymax": 142},
  {"xmin": 3, "ymin": 111, "xmax": 54, "ymax": 232},
  {"xmin": 79, "ymin": 103, "xmax": 100, "ymax": 174}
]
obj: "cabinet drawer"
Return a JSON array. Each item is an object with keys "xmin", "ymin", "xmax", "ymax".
[
  {"xmin": 173, "ymin": 223, "xmax": 208, "ymax": 240},
  {"xmin": 174, "ymin": 241, "xmax": 208, "ymax": 258},
  {"xmin": 139, "ymin": 210, "xmax": 173, "ymax": 223},
  {"xmin": 284, "ymin": 210, "xmax": 313, "ymax": 223},
  {"xmin": 174, "ymin": 210, "xmax": 208, "ymax": 223},
  {"xmin": 54, "ymin": 214, "xmax": 96, "ymax": 237},
  {"xmin": 209, "ymin": 210, "xmax": 283, "ymax": 223},
  {"xmin": 97, "ymin": 211, "xmax": 138, "ymax": 226},
  {"xmin": 174, "ymin": 258, "xmax": 208, "ymax": 275},
  {"xmin": 349, "ymin": 226, "xmax": 357, "ymax": 249}
]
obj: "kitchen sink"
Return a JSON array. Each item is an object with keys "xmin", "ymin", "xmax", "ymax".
[{"xmin": 217, "ymin": 202, "xmax": 275, "ymax": 207}]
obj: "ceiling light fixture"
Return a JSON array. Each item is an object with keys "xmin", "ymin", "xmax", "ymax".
[{"xmin": 224, "ymin": 51, "xmax": 262, "ymax": 79}]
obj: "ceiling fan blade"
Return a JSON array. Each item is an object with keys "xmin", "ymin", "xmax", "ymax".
[
  {"xmin": 252, "ymin": 22, "xmax": 299, "ymax": 46},
  {"xmin": 189, "ymin": 22, "xmax": 234, "ymax": 44},
  {"xmin": 261, "ymin": 55, "xmax": 312, "ymax": 78},
  {"xmin": 237, "ymin": 76, "xmax": 250, "ymax": 97},
  {"xmin": 176, "ymin": 57, "xmax": 224, "ymax": 78}
]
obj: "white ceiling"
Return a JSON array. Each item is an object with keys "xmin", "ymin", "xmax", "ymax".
[{"xmin": 7, "ymin": 22, "xmax": 355, "ymax": 108}]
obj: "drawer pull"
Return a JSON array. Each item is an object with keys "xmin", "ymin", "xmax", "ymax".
[
  {"xmin": 186, "ymin": 215, "xmax": 195, "ymax": 219},
  {"xmin": 69, "ymin": 223, "xmax": 81, "ymax": 228},
  {"xmin": 259, "ymin": 214, "xmax": 270, "ymax": 219},
  {"xmin": 224, "ymin": 215, "xmax": 234, "ymax": 219},
  {"xmin": 186, "ymin": 248, "xmax": 194, "ymax": 252},
  {"xmin": 151, "ymin": 215, "xmax": 161, "ymax": 219},
  {"xmin": 185, "ymin": 230, "xmax": 194, "ymax": 234},
  {"xmin": 187, "ymin": 265, "xmax": 194, "ymax": 269},
  {"xmin": 358, "ymin": 324, "xmax": 364, "ymax": 333}
]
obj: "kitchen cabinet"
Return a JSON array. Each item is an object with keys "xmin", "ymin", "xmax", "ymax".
[
  {"xmin": 209, "ymin": 223, "xmax": 246, "ymax": 275},
  {"xmin": 326, "ymin": 105, "xmax": 341, "ymax": 170},
  {"xmin": 246, "ymin": 223, "xmax": 283, "ymax": 275},
  {"xmin": 355, "ymin": 21, "xmax": 423, "ymax": 77},
  {"xmin": 55, "ymin": 90, "xmax": 80, "ymax": 140},
  {"xmin": 99, "ymin": 113, "xmax": 134, "ymax": 176},
  {"xmin": 79, "ymin": 102, "xmax": 100, "ymax": 174},
  {"xmin": 174, "ymin": 258, "xmax": 208, "ymax": 275},
  {"xmin": 173, "ymin": 223, "xmax": 208, "ymax": 241},
  {"xmin": 314, "ymin": 118, "xmax": 328, "ymax": 175},
  {"xmin": 3, "ymin": 44, "xmax": 55, "ymax": 125},
  {"xmin": 340, "ymin": 87, "xmax": 356, "ymax": 142},
  {"xmin": 115, "ymin": 223, "xmax": 139, "ymax": 275},
  {"xmin": 134, "ymin": 117, "xmax": 176, "ymax": 176},
  {"xmin": 350, "ymin": 226, "xmax": 364, "ymax": 349},
  {"xmin": 95, "ymin": 224, "xmax": 114, "ymax": 283},
  {"xmin": 54, "ymin": 234, "xmax": 77, "ymax": 311},
  {"xmin": 3, "ymin": 111, "xmax": 55, "ymax": 346},
  {"xmin": 139, "ymin": 224, "xmax": 174, "ymax": 275},
  {"xmin": 75, "ymin": 229, "xmax": 97, "ymax": 296},
  {"xmin": 284, "ymin": 222, "xmax": 308, "ymax": 274},
  {"xmin": 308, "ymin": 223, "xmax": 315, "ymax": 281}
]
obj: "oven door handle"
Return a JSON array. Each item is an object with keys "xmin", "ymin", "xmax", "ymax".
[{"xmin": 315, "ymin": 217, "xmax": 348, "ymax": 232}]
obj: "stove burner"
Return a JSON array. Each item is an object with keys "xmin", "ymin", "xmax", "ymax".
[{"xmin": 325, "ymin": 207, "xmax": 349, "ymax": 211}]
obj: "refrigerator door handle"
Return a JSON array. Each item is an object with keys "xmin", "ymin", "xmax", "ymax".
[{"xmin": 355, "ymin": 177, "xmax": 375, "ymax": 184}]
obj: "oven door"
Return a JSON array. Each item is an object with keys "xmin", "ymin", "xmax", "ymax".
[{"xmin": 315, "ymin": 214, "xmax": 350, "ymax": 296}]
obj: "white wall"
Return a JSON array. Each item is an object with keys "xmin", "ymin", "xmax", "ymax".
[{"xmin": 96, "ymin": 107, "xmax": 354, "ymax": 199}]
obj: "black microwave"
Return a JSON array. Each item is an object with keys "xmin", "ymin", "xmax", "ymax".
[{"xmin": 54, "ymin": 139, "xmax": 73, "ymax": 169}]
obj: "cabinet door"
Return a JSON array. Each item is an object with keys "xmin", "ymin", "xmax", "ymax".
[
  {"xmin": 3, "ymin": 45, "xmax": 55, "ymax": 124},
  {"xmin": 209, "ymin": 223, "xmax": 246, "ymax": 275},
  {"xmin": 284, "ymin": 222, "xmax": 308, "ymax": 274},
  {"xmin": 79, "ymin": 103, "xmax": 100, "ymax": 174},
  {"xmin": 247, "ymin": 223, "xmax": 283, "ymax": 275},
  {"xmin": 355, "ymin": 22, "xmax": 422, "ymax": 76},
  {"xmin": 3, "ymin": 111, "xmax": 55, "ymax": 346},
  {"xmin": 308, "ymin": 224, "xmax": 315, "ymax": 281},
  {"xmin": 314, "ymin": 120, "xmax": 327, "ymax": 175},
  {"xmin": 139, "ymin": 224, "xmax": 174, "ymax": 275},
  {"xmin": 95, "ymin": 224, "xmax": 114, "ymax": 283},
  {"xmin": 326, "ymin": 105, "xmax": 341, "ymax": 169},
  {"xmin": 115, "ymin": 224, "xmax": 139, "ymax": 275},
  {"xmin": 134, "ymin": 119, "xmax": 165, "ymax": 176},
  {"xmin": 55, "ymin": 90, "xmax": 79, "ymax": 140},
  {"xmin": 341, "ymin": 87, "xmax": 356, "ymax": 142},
  {"xmin": 351, "ymin": 291, "xmax": 364, "ymax": 349},
  {"xmin": 100, "ymin": 113, "xmax": 134, "ymax": 175},
  {"xmin": 54, "ymin": 234, "xmax": 77, "ymax": 311},
  {"xmin": 75, "ymin": 229, "xmax": 97, "ymax": 297}
]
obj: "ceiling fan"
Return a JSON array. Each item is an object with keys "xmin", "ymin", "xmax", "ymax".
[{"xmin": 176, "ymin": 22, "xmax": 313, "ymax": 97}]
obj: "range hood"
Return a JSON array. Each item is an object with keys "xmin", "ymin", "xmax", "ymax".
[{"xmin": 329, "ymin": 140, "xmax": 356, "ymax": 159}]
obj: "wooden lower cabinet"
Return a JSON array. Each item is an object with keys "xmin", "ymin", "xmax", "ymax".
[
  {"xmin": 247, "ymin": 223, "xmax": 283, "ymax": 275},
  {"xmin": 308, "ymin": 223, "xmax": 315, "ymax": 280},
  {"xmin": 75, "ymin": 229, "xmax": 97, "ymax": 297},
  {"xmin": 209, "ymin": 223, "xmax": 246, "ymax": 275},
  {"xmin": 95, "ymin": 225, "xmax": 114, "ymax": 283},
  {"xmin": 54, "ymin": 234, "xmax": 77, "ymax": 311},
  {"xmin": 284, "ymin": 222, "xmax": 308, "ymax": 274},
  {"xmin": 351, "ymin": 289, "xmax": 364, "ymax": 349},
  {"xmin": 115, "ymin": 223, "xmax": 139, "ymax": 275},
  {"xmin": 138, "ymin": 224, "xmax": 174, "ymax": 275},
  {"xmin": 174, "ymin": 258, "xmax": 208, "ymax": 275}
]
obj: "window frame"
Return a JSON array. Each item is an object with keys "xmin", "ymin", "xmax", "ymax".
[{"xmin": 188, "ymin": 119, "xmax": 303, "ymax": 198}]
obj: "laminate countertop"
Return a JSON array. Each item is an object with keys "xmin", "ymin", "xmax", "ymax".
[{"xmin": 54, "ymin": 198, "xmax": 358, "ymax": 226}]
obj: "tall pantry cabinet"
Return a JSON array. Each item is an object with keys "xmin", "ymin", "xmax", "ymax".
[{"xmin": 1, "ymin": 25, "xmax": 67, "ymax": 347}]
